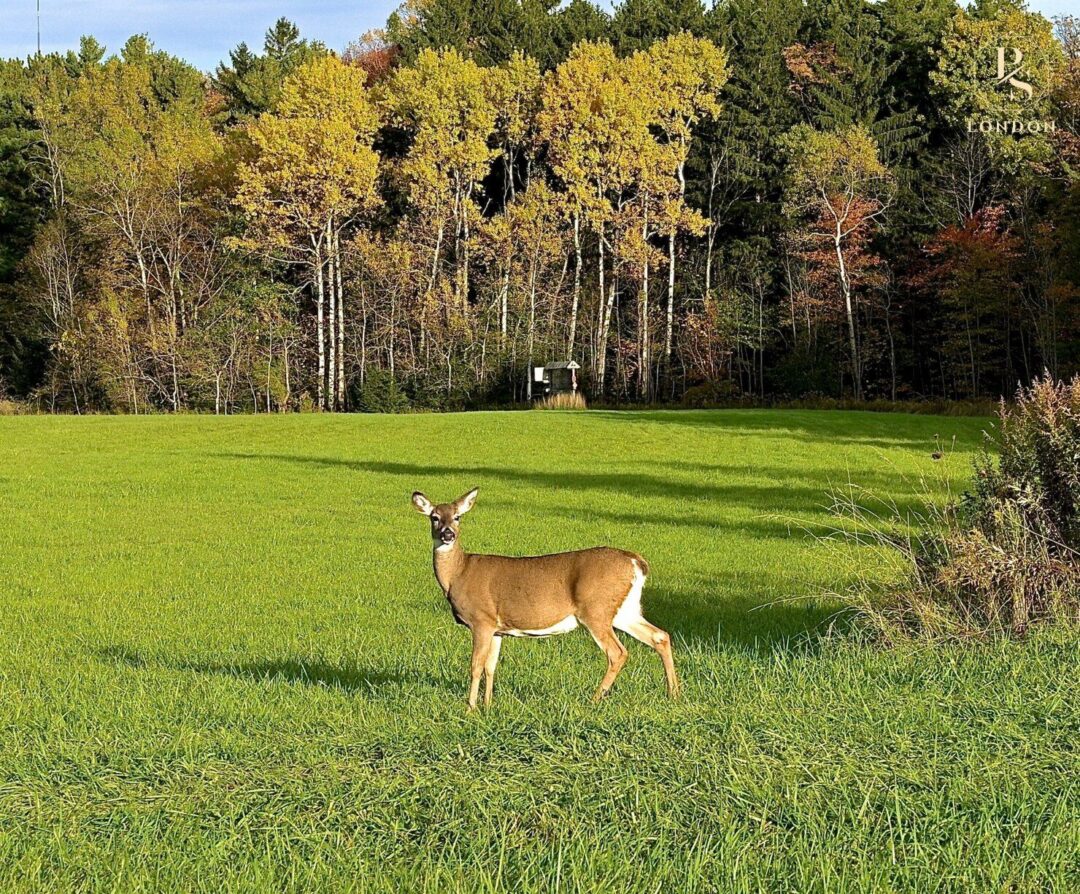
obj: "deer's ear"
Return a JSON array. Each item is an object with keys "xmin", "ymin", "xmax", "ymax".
[
  {"xmin": 412, "ymin": 492, "xmax": 435, "ymax": 515},
  {"xmin": 455, "ymin": 487, "xmax": 479, "ymax": 515}
]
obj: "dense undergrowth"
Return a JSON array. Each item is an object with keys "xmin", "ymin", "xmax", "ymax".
[{"xmin": 833, "ymin": 376, "xmax": 1080, "ymax": 639}]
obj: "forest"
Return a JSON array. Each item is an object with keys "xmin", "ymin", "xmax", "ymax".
[{"xmin": 0, "ymin": 0, "xmax": 1077, "ymax": 413}]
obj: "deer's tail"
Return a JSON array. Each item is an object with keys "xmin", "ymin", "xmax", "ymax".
[{"xmin": 627, "ymin": 552, "xmax": 649, "ymax": 578}]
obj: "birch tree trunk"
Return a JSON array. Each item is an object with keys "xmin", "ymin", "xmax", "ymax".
[
  {"xmin": 314, "ymin": 238, "xmax": 326, "ymax": 410},
  {"xmin": 500, "ymin": 268, "xmax": 509, "ymax": 341},
  {"xmin": 834, "ymin": 229, "xmax": 861, "ymax": 400},
  {"xmin": 526, "ymin": 270, "xmax": 536, "ymax": 401},
  {"xmin": 666, "ymin": 230, "xmax": 676, "ymax": 369},
  {"xmin": 335, "ymin": 225, "xmax": 345, "ymax": 410},
  {"xmin": 568, "ymin": 213, "xmax": 582, "ymax": 354},
  {"xmin": 640, "ymin": 211, "xmax": 650, "ymax": 401},
  {"xmin": 597, "ymin": 231, "xmax": 616, "ymax": 394},
  {"xmin": 598, "ymin": 276, "xmax": 617, "ymax": 394},
  {"xmin": 462, "ymin": 188, "xmax": 471, "ymax": 315},
  {"xmin": 327, "ymin": 220, "xmax": 337, "ymax": 410},
  {"xmin": 705, "ymin": 157, "xmax": 719, "ymax": 297},
  {"xmin": 429, "ymin": 220, "xmax": 445, "ymax": 334},
  {"xmin": 664, "ymin": 158, "xmax": 686, "ymax": 374},
  {"xmin": 284, "ymin": 339, "xmax": 291, "ymax": 410},
  {"xmin": 266, "ymin": 317, "xmax": 274, "ymax": 413},
  {"xmin": 595, "ymin": 223, "xmax": 605, "ymax": 381}
]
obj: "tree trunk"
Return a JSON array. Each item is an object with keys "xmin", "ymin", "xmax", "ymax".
[
  {"xmin": 526, "ymin": 271, "xmax": 536, "ymax": 401},
  {"xmin": 757, "ymin": 284, "xmax": 765, "ymax": 398},
  {"xmin": 266, "ymin": 317, "xmax": 274, "ymax": 413},
  {"xmin": 597, "ymin": 248, "xmax": 617, "ymax": 394},
  {"xmin": 335, "ymin": 225, "xmax": 345, "ymax": 410},
  {"xmin": 327, "ymin": 221, "xmax": 337, "ymax": 410},
  {"xmin": 568, "ymin": 213, "xmax": 582, "ymax": 354},
  {"xmin": 640, "ymin": 212, "xmax": 650, "ymax": 401},
  {"xmin": 500, "ymin": 267, "xmax": 509, "ymax": 342},
  {"xmin": 314, "ymin": 241, "xmax": 326, "ymax": 410},
  {"xmin": 595, "ymin": 224, "xmax": 605, "ymax": 375},
  {"xmin": 462, "ymin": 189, "xmax": 471, "ymax": 314},
  {"xmin": 884, "ymin": 292, "xmax": 897, "ymax": 402},
  {"xmin": 665, "ymin": 230, "xmax": 676, "ymax": 370},
  {"xmin": 834, "ymin": 232, "xmax": 861, "ymax": 400},
  {"xmin": 705, "ymin": 157, "xmax": 719, "ymax": 297},
  {"xmin": 664, "ymin": 158, "xmax": 686, "ymax": 378},
  {"xmin": 284, "ymin": 337, "xmax": 291, "ymax": 410},
  {"xmin": 425, "ymin": 220, "xmax": 444, "ymax": 351}
]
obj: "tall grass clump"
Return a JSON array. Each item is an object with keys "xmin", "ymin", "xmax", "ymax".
[
  {"xmin": 833, "ymin": 375, "xmax": 1080, "ymax": 640},
  {"xmin": 0, "ymin": 379, "xmax": 29, "ymax": 415},
  {"xmin": 0, "ymin": 399, "xmax": 28, "ymax": 415},
  {"xmin": 534, "ymin": 392, "xmax": 587, "ymax": 410}
]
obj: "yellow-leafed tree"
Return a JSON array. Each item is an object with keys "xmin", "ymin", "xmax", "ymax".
[
  {"xmin": 383, "ymin": 47, "xmax": 500, "ymax": 328},
  {"xmin": 641, "ymin": 33, "xmax": 728, "ymax": 376},
  {"xmin": 235, "ymin": 55, "xmax": 381, "ymax": 410}
]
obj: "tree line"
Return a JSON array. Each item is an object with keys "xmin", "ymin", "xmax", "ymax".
[{"xmin": 0, "ymin": 1, "xmax": 1077, "ymax": 413}]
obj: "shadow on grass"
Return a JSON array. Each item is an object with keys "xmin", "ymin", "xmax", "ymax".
[
  {"xmin": 220, "ymin": 452, "xmax": 934, "ymax": 552},
  {"xmin": 96, "ymin": 645, "xmax": 451, "ymax": 695},
  {"xmin": 218, "ymin": 453, "xmax": 926, "ymax": 519},
  {"xmin": 216, "ymin": 454, "xmax": 888, "ymax": 653},
  {"xmin": 527, "ymin": 501, "xmax": 833, "ymax": 540},
  {"xmin": 585, "ymin": 409, "xmax": 984, "ymax": 452},
  {"xmin": 642, "ymin": 575, "xmax": 853, "ymax": 654}
]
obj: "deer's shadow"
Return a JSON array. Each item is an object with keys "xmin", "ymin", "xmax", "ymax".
[{"xmin": 96, "ymin": 645, "xmax": 453, "ymax": 696}]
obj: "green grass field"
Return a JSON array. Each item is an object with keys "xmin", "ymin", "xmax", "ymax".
[{"xmin": 0, "ymin": 410, "xmax": 1076, "ymax": 893}]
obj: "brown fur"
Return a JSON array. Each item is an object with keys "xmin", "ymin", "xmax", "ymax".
[{"xmin": 412, "ymin": 488, "xmax": 678, "ymax": 709}]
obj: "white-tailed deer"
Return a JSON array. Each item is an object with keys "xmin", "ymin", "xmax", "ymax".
[{"xmin": 411, "ymin": 488, "xmax": 679, "ymax": 709}]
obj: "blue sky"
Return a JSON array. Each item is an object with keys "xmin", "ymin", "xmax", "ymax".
[{"xmin": 0, "ymin": 1, "xmax": 1075, "ymax": 74}]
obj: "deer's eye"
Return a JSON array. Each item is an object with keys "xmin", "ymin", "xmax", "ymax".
[{"xmin": 453, "ymin": 515, "xmax": 461, "ymax": 522}]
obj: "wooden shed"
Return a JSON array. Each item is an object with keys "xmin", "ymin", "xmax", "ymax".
[{"xmin": 532, "ymin": 360, "xmax": 580, "ymax": 397}]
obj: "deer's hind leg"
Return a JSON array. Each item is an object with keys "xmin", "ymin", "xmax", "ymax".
[
  {"xmin": 617, "ymin": 617, "xmax": 679, "ymax": 699},
  {"xmin": 613, "ymin": 560, "xmax": 679, "ymax": 698},
  {"xmin": 580, "ymin": 619, "xmax": 627, "ymax": 702}
]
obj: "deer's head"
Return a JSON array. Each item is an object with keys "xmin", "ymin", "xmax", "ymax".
[{"xmin": 412, "ymin": 488, "xmax": 479, "ymax": 549}]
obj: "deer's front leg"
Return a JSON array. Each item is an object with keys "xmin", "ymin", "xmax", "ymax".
[
  {"xmin": 467, "ymin": 625, "xmax": 495, "ymax": 711},
  {"xmin": 483, "ymin": 635, "xmax": 502, "ymax": 707}
]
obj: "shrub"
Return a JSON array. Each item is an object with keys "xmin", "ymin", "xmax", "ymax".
[
  {"xmin": 356, "ymin": 368, "xmax": 411, "ymax": 413},
  {"xmin": 0, "ymin": 399, "xmax": 28, "ymax": 415},
  {"xmin": 0, "ymin": 378, "xmax": 29, "ymax": 415},
  {"xmin": 681, "ymin": 380, "xmax": 740, "ymax": 408},
  {"xmin": 534, "ymin": 392, "xmax": 587, "ymax": 410},
  {"xmin": 832, "ymin": 375, "xmax": 1079, "ymax": 640}
]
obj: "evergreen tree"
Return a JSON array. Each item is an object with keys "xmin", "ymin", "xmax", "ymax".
[
  {"xmin": 0, "ymin": 60, "xmax": 46, "ymax": 393},
  {"xmin": 612, "ymin": 0, "xmax": 708, "ymax": 54},
  {"xmin": 387, "ymin": 0, "xmax": 610, "ymax": 70},
  {"xmin": 213, "ymin": 19, "xmax": 328, "ymax": 122}
]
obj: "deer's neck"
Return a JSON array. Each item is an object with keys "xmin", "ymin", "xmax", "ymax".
[{"xmin": 433, "ymin": 541, "xmax": 466, "ymax": 593}]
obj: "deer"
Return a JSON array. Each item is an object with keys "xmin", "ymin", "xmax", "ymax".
[{"xmin": 411, "ymin": 488, "xmax": 679, "ymax": 710}]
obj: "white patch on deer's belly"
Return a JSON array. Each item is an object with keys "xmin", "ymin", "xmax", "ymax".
[
  {"xmin": 499, "ymin": 615, "xmax": 579, "ymax": 638},
  {"xmin": 613, "ymin": 559, "xmax": 647, "ymax": 630}
]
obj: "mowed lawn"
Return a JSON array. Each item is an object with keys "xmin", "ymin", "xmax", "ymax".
[{"xmin": 0, "ymin": 410, "xmax": 1076, "ymax": 893}]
